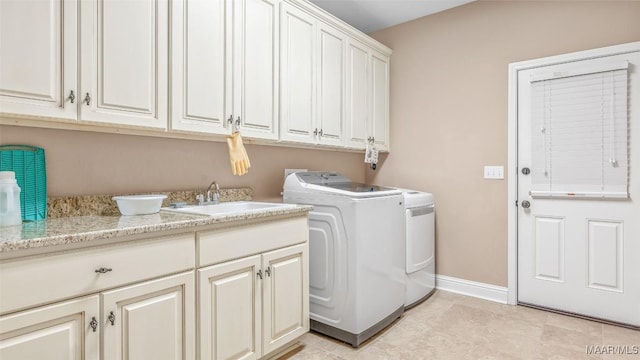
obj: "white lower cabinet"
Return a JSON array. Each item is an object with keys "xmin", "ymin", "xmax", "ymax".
[
  {"xmin": 261, "ymin": 244, "xmax": 308, "ymax": 355},
  {"xmin": 199, "ymin": 243, "xmax": 308, "ymax": 360},
  {"xmin": 0, "ymin": 234, "xmax": 196, "ymax": 360},
  {"xmin": 199, "ymin": 255, "xmax": 262, "ymax": 360},
  {"xmin": 0, "ymin": 272, "xmax": 195, "ymax": 360},
  {"xmin": 0, "ymin": 216, "xmax": 309, "ymax": 360},
  {"xmin": 101, "ymin": 272, "xmax": 195, "ymax": 360},
  {"xmin": 0, "ymin": 295, "xmax": 99, "ymax": 360}
]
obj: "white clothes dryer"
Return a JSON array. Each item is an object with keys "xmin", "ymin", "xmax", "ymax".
[
  {"xmin": 284, "ymin": 172, "xmax": 405, "ymax": 347},
  {"xmin": 399, "ymin": 189, "xmax": 435, "ymax": 308}
]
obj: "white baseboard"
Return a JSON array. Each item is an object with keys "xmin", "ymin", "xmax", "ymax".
[{"xmin": 436, "ymin": 274, "xmax": 508, "ymax": 304}]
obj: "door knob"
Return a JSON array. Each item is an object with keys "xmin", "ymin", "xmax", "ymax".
[
  {"xmin": 522, "ymin": 167, "xmax": 530, "ymax": 175},
  {"xmin": 521, "ymin": 200, "xmax": 531, "ymax": 209}
]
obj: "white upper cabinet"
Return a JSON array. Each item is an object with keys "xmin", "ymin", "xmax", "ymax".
[
  {"xmin": 344, "ymin": 39, "xmax": 391, "ymax": 151},
  {"xmin": 316, "ymin": 23, "xmax": 346, "ymax": 146},
  {"xmin": 345, "ymin": 38, "xmax": 369, "ymax": 149},
  {"xmin": 0, "ymin": 0, "xmax": 391, "ymax": 152},
  {"xmin": 231, "ymin": 0, "xmax": 280, "ymax": 140},
  {"xmin": 80, "ymin": 0, "xmax": 168, "ymax": 129},
  {"xmin": 0, "ymin": 0, "xmax": 77, "ymax": 121},
  {"xmin": 370, "ymin": 49, "xmax": 390, "ymax": 151},
  {"xmin": 280, "ymin": 4, "xmax": 350, "ymax": 147},
  {"xmin": 171, "ymin": 0, "xmax": 279, "ymax": 139},
  {"xmin": 280, "ymin": 2, "xmax": 317, "ymax": 144},
  {"xmin": 170, "ymin": 0, "xmax": 228, "ymax": 134}
]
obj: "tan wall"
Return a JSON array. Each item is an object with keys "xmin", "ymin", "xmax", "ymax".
[
  {"xmin": 368, "ymin": 0, "xmax": 640, "ymax": 286},
  {"xmin": 0, "ymin": 125, "xmax": 365, "ymax": 199}
]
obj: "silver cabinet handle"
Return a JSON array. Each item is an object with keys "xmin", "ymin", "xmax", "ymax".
[
  {"xmin": 89, "ymin": 317, "xmax": 98, "ymax": 332},
  {"xmin": 83, "ymin": 93, "xmax": 91, "ymax": 106},
  {"xmin": 318, "ymin": 129, "xmax": 323, "ymax": 137},
  {"xmin": 313, "ymin": 128, "xmax": 318, "ymax": 136},
  {"xmin": 95, "ymin": 267, "xmax": 112, "ymax": 274},
  {"xmin": 107, "ymin": 311, "xmax": 116, "ymax": 326},
  {"xmin": 256, "ymin": 270, "xmax": 263, "ymax": 279},
  {"xmin": 235, "ymin": 116, "xmax": 241, "ymax": 126},
  {"xmin": 69, "ymin": 90, "xmax": 75, "ymax": 103},
  {"xmin": 265, "ymin": 267, "xmax": 271, "ymax": 277},
  {"xmin": 227, "ymin": 115, "xmax": 233, "ymax": 124}
]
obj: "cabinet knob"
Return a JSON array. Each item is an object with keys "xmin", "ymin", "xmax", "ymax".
[
  {"xmin": 83, "ymin": 92, "xmax": 91, "ymax": 106},
  {"xmin": 108, "ymin": 311, "xmax": 116, "ymax": 326},
  {"xmin": 89, "ymin": 317, "xmax": 98, "ymax": 332},
  {"xmin": 68, "ymin": 90, "xmax": 75, "ymax": 103},
  {"xmin": 95, "ymin": 267, "xmax": 112, "ymax": 274}
]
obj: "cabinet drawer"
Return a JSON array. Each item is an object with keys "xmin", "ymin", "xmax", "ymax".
[
  {"xmin": 0, "ymin": 233, "xmax": 195, "ymax": 315},
  {"xmin": 198, "ymin": 216, "xmax": 308, "ymax": 267}
]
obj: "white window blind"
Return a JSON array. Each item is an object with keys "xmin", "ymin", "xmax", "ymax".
[{"xmin": 530, "ymin": 61, "xmax": 629, "ymax": 199}]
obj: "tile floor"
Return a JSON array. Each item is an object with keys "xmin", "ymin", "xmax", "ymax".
[{"xmin": 280, "ymin": 291, "xmax": 639, "ymax": 360}]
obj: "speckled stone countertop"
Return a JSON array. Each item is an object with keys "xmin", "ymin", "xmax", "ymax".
[
  {"xmin": 0, "ymin": 204, "xmax": 312, "ymax": 255},
  {"xmin": 47, "ymin": 188, "xmax": 254, "ymax": 218}
]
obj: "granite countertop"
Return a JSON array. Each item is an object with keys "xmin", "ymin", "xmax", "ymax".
[{"xmin": 0, "ymin": 205, "xmax": 312, "ymax": 255}]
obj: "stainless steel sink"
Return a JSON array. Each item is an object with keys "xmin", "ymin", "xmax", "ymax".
[{"xmin": 161, "ymin": 201, "xmax": 296, "ymax": 216}]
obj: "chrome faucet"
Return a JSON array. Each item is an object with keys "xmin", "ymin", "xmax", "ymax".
[{"xmin": 206, "ymin": 180, "xmax": 220, "ymax": 204}]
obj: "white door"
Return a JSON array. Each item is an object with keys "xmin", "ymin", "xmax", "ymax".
[
  {"xmin": 232, "ymin": 0, "xmax": 280, "ymax": 140},
  {"xmin": 0, "ymin": 0, "xmax": 77, "ymax": 121},
  {"xmin": 517, "ymin": 48, "xmax": 640, "ymax": 326},
  {"xmin": 0, "ymin": 296, "xmax": 99, "ymax": 360},
  {"xmin": 101, "ymin": 272, "xmax": 195, "ymax": 360},
  {"xmin": 199, "ymin": 255, "xmax": 261, "ymax": 360},
  {"xmin": 261, "ymin": 244, "xmax": 309, "ymax": 356},
  {"xmin": 80, "ymin": 0, "xmax": 168, "ymax": 128},
  {"xmin": 316, "ymin": 23, "xmax": 346, "ymax": 146},
  {"xmin": 170, "ymin": 0, "xmax": 228, "ymax": 134},
  {"xmin": 345, "ymin": 38, "xmax": 369, "ymax": 149},
  {"xmin": 279, "ymin": 2, "xmax": 316, "ymax": 144}
]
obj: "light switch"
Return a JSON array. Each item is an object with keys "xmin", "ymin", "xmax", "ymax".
[{"xmin": 484, "ymin": 166, "xmax": 504, "ymax": 180}]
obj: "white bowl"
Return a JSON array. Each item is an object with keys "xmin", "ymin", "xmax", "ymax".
[{"xmin": 112, "ymin": 195, "xmax": 167, "ymax": 216}]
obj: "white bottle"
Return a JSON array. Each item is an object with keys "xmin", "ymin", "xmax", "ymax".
[{"xmin": 0, "ymin": 171, "xmax": 22, "ymax": 227}]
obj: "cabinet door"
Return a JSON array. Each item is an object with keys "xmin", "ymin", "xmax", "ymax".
[
  {"xmin": 279, "ymin": 3, "xmax": 316, "ymax": 144},
  {"xmin": 370, "ymin": 50, "xmax": 390, "ymax": 151},
  {"xmin": 170, "ymin": 0, "xmax": 228, "ymax": 134},
  {"xmin": 345, "ymin": 38, "xmax": 369, "ymax": 149},
  {"xmin": 0, "ymin": 0, "xmax": 77, "ymax": 121},
  {"xmin": 316, "ymin": 23, "xmax": 346, "ymax": 146},
  {"xmin": 261, "ymin": 244, "xmax": 309, "ymax": 356},
  {"xmin": 80, "ymin": 0, "xmax": 168, "ymax": 128},
  {"xmin": 0, "ymin": 296, "xmax": 99, "ymax": 360},
  {"xmin": 101, "ymin": 272, "xmax": 195, "ymax": 360},
  {"xmin": 232, "ymin": 0, "xmax": 280, "ymax": 140},
  {"xmin": 199, "ymin": 255, "xmax": 262, "ymax": 360}
]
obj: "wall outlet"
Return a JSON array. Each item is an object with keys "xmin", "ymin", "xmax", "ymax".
[{"xmin": 484, "ymin": 165, "xmax": 504, "ymax": 180}]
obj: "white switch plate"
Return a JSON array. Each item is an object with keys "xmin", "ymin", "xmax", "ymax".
[{"xmin": 484, "ymin": 166, "xmax": 504, "ymax": 180}]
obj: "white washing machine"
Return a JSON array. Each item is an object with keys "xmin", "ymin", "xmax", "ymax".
[
  {"xmin": 283, "ymin": 172, "xmax": 405, "ymax": 347},
  {"xmin": 400, "ymin": 189, "xmax": 435, "ymax": 308}
]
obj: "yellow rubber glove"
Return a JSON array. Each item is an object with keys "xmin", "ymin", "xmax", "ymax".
[{"xmin": 226, "ymin": 132, "xmax": 251, "ymax": 176}]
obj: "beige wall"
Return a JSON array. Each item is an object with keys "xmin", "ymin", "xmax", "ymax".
[
  {"xmin": 368, "ymin": 0, "xmax": 640, "ymax": 286},
  {"xmin": 0, "ymin": 125, "xmax": 365, "ymax": 199}
]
